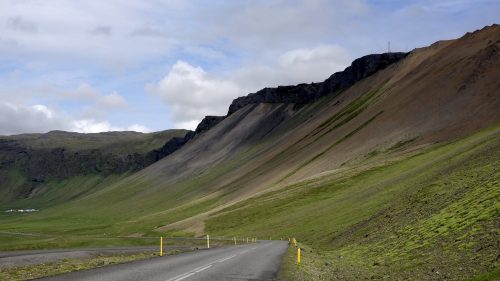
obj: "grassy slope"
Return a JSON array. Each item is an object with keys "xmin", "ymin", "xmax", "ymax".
[{"xmin": 206, "ymin": 126, "xmax": 499, "ymax": 280}]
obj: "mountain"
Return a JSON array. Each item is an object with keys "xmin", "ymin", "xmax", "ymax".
[
  {"xmin": 0, "ymin": 129, "xmax": 188, "ymax": 206},
  {"xmin": 1, "ymin": 24, "xmax": 499, "ymax": 280}
]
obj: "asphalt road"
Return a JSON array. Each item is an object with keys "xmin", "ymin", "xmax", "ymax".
[{"xmin": 36, "ymin": 241, "xmax": 289, "ymax": 281}]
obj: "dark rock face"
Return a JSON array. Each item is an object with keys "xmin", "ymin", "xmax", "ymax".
[
  {"xmin": 0, "ymin": 140, "xmax": 152, "ymax": 182},
  {"xmin": 148, "ymin": 130, "xmax": 194, "ymax": 161},
  {"xmin": 319, "ymin": 53, "xmax": 408, "ymax": 96},
  {"xmin": 228, "ymin": 83, "xmax": 322, "ymax": 115},
  {"xmin": 228, "ymin": 52, "xmax": 407, "ymax": 115},
  {"xmin": 195, "ymin": 116, "xmax": 225, "ymax": 134},
  {"xmin": 149, "ymin": 116, "xmax": 225, "ymax": 161}
]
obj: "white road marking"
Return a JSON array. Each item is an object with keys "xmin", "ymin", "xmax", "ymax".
[
  {"xmin": 216, "ymin": 254, "xmax": 236, "ymax": 263},
  {"xmin": 165, "ymin": 253, "xmax": 237, "ymax": 281},
  {"xmin": 194, "ymin": 265, "xmax": 212, "ymax": 273},
  {"xmin": 165, "ymin": 264, "xmax": 211, "ymax": 281},
  {"xmin": 170, "ymin": 272, "xmax": 195, "ymax": 281}
]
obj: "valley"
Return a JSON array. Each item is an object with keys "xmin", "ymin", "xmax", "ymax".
[{"xmin": 1, "ymin": 24, "xmax": 499, "ymax": 280}]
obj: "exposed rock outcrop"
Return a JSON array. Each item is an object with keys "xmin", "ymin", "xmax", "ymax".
[
  {"xmin": 227, "ymin": 52, "xmax": 407, "ymax": 115},
  {"xmin": 148, "ymin": 130, "xmax": 195, "ymax": 161},
  {"xmin": 195, "ymin": 116, "xmax": 226, "ymax": 134},
  {"xmin": 149, "ymin": 116, "xmax": 225, "ymax": 161}
]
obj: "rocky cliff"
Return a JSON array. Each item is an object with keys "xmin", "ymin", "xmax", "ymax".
[
  {"xmin": 227, "ymin": 52, "xmax": 407, "ymax": 115},
  {"xmin": 152, "ymin": 53, "xmax": 409, "ymax": 159}
]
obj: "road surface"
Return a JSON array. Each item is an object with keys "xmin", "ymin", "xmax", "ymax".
[{"xmin": 36, "ymin": 241, "xmax": 288, "ymax": 281}]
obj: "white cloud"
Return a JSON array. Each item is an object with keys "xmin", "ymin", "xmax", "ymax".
[
  {"xmin": 71, "ymin": 120, "xmax": 149, "ymax": 133},
  {"xmin": 57, "ymin": 83, "xmax": 127, "ymax": 109},
  {"xmin": 71, "ymin": 119, "xmax": 118, "ymax": 133},
  {"xmin": 0, "ymin": 102, "xmax": 148, "ymax": 135},
  {"xmin": 126, "ymin": 124, "xmax": 150, "ymax": 133},
  {"xmin": 233, "ymin": 44, "xmax": 351, "ymax": 89},
  {"xmin": 72, "ymin": 83, "xmax": 100, "ymax": 100},
  {"xmin": 7, "ymin": 16, "xmax": 38, "ymax": 33},
  {"xmin": 147, "ymin": 60, "xmax": 244, "ymax": 129},
  {"xmin": 0, "ymin": 103, "xmax": 70, "ymax": 135},
  {"xmin": 0, "ymin": 0, "xmax": 497, "ymax": 134},
  {"xmin": 147, "ymin": 44, "xmax": 351, "ymax": 129},
  {"xmin": 72, "ymin": 120, "xmax": 150, "ymax": 133},
  {"xmin": 99, "ymin": 91, "xmax": 127, "ymax": 108},
  {"xmin": 148, "ymin": 44, "xmax": 351, "ymax": 129},
  {"xmin": 278, "ymin": 45, "xmax": 351, "ymax": 82},
  {"xmin": 32, "ymin": 104, "xmax": 54, "ymax": 119}
]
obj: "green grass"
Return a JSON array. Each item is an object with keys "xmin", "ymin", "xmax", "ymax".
[
  {"xmin": 0, "ymin": 252, "xmax": 159, "ymax": 281},
  {"xmin": 207, "ymin": 126, "xmax": 500, "ymax": 280},
  {"xmin": 312, "ymin": 82, "xmax": 386, "ymax": 140},
  {"xmin": 465, "ymin": 268, "xmax": 500, "ymax": 281},
  {"xmin": 280, "ymin": 110, "xmax": 384, "ymax": 181}
]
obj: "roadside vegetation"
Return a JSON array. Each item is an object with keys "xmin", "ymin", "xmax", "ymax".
[
  {"xmin": 0, "ymin": 252, "xmax": 156, "ymax": 281},
  {"xmin": 208, "ymin": 126, "xmax": 500, "ymax": 280}
]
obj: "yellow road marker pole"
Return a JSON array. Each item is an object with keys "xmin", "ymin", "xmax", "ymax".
[
  {"xmin": 234, "ymin": 237, "xmax": 237, "ymax": 245},
  {"xmin": 246, "ymin": 237, "xmax": 249, "ymax": 243},
  {"xmin": 207, "ymin": 234, "xmax": 210, "ymax": 249},
  {"xmin": 160, "ymin": 236, "xmax": 163, "ymax": 257},
  {"xmin": 297, "ymin": 248, "xmax": 301, "ymax": 264}
]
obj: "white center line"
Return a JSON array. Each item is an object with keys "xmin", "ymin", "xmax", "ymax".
[
  {"xmin": 165, "ymin": 253, "xmax": 237, "ymax": 281},
  {"xmin": 194, "ymin": 265, "xmax": 212, "ymax": 273},
  {"xmin": 170, "ymin": 272, "xmax": 195, "ymax": 281},
  {"xmin": 165, "ymin": 264, "xmax": 211, "ymax": 281},
  {"xmin": 215, "ymin": 254, "xmax": 236, "ymax": 263}
]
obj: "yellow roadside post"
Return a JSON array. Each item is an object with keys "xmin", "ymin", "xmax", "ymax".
[
  {"xmin": 297, "ymin": 248, "xmax": 301, "ymax": 264},
  {"xmin": 246, "ymin": 237, "xmax": 249, "ymax": 243},
  {"xmin": 160, "ymin": 236, "xmax": 163, "ymax": 257},
  {"xmin": 293, "ymin": 238, "xmax": 297, "ymax": 247},
  {"xmin": 234, "ymin": 237, "xmax": 237, "ymax": 245},
  {"xmin": 207, "ymin": 234, "xmax": 210, "ymax": 249}
]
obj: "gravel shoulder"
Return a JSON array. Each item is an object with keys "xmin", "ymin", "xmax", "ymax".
[{"xmin": 0, "ymin": 246, "xmax": 194, "ymax": 269}]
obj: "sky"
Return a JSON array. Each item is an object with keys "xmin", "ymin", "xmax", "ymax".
[{"xmin": 0, "ymin": 0, "xmax": 498, "ymax": 135}]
